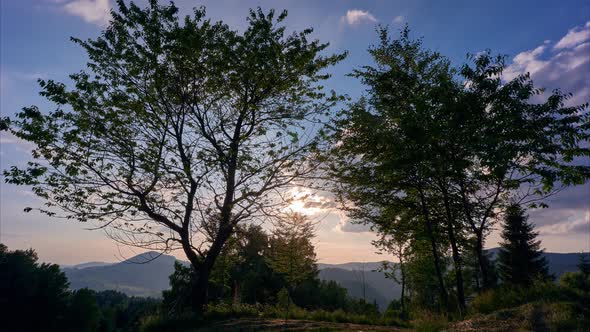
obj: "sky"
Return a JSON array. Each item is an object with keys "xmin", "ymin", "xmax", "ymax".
[{"xmin": 1, "ymin": 0, "xmax": 589, "ymax": 265}]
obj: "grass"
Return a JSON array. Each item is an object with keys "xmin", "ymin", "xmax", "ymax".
[{"xmin": 140, "ymin": 303, "xmax": 408, "ymax": 332}]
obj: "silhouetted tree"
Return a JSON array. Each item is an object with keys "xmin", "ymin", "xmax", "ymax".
[
  {"xmin": 497, "ymin": 205, "xmax": 550, "ymax": 286},
  {"xmin": 2, "ymin": 0, "xmax": 345, "ymax": 312},
  {"xmin": 326, "ymin": 26, "xmax": 589, "ymax": 316},
  {"xmin": 66, "ymin": 289, "xmax": 100, "ymax": 332},
  {"xmin": 268, "ymin": 212, "xmax": 317, "ymax": 316},
  {"xmin": 0, "ymin": 244, "xmax": 70, "ymax": 331}
]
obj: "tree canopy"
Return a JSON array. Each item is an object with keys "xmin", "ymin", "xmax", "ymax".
[
  {"xmin": 326, "ymin": 26, "xmax": 589, "ymax": 314},
  {"xmin": 2, "ymin": 0, "xmax": 345, "ymax": 310}
]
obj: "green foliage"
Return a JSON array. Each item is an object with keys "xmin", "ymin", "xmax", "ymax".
[
  {"xmin": 1, "ymin": 244, "xmax": 158, "ymax": 332},
  {"xmin": 559, "ymin": 271, "xmax": 590, "ymax": 296},
  {"xmin": 410, "ymin": 311, "xmax": 449, "ymax": 332},
  {"xmin": 160, "ymin": 223, "xmax": 358, "ymax": 317},
  {"xmin": 2, "ymin": 0, "xmax": 345, "ymax": 311},
  {"xmin": 267, "ymin": 213, "xmax": 318, "ymax": 287},
  {"xmin": 469, "ymin": 278, "xmax": 582, "ymax": 315},
  {"xmin": 162, "ymin": 262, "xmax": 194, "ymax": 314},
  {"xmin": 326, "ymin": 24, "xmax": 590, "ymax": 315},
  {"xmin": 139, "ymin": 303, "xmax": 407, "ymax": 331},
  {"xmin": 497, "ymin": 204, "xmax": 550, "ymax": 286},
  {"xmin": 94, "ymin": 290, "xmax": 160, "ymax": 332},
  {"xmin": 291, "ymin": 279, "xmax": 349, "ymax": 311},
  {"xmin": 0, "ymin": 244, "xmax": 70, "ymax": 331},
  {"xmin": 66, "ymin": 289, "xmax": 101, "ymax": 332}
]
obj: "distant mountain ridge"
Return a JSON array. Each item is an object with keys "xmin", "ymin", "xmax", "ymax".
[
  {"xmin": 63, "ymin": 251, "xmax": 179, "ymax": 297},
  {"xmin": 63, "ymin": 249, "xmax": 582, "ymax": 307}
]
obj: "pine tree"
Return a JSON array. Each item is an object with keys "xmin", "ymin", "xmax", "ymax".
[
  {"xmin": 578, "ymin": 252, "xmax": 590, "ymax": 276},
  {"xmin": 497, "ymin": 204, "xmax": 550, "ymax": 286}
]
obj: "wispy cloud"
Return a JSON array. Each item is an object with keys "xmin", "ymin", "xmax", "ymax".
[
  {"xmin": 393, "ymin": 15, "xmax": 405, "ymax": 24},
  {"xmin": 503, "ymin": 21, "xmax": 590, "ymax": 106},
  {"xmin": 63, "ymin": 0, "xmax": 111, "ymax": 26},
  {"xmin": 554, "ymin": 21, "xmax": 590, "ymax": 49},
  {"xmin": 341, "ymin": 9, "xmax": 377, "ymax": 26}
]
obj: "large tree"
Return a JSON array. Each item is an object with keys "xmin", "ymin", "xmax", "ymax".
[
  {"xmin": 2, "ymin": 0, "xmax": 344, "ymax": 310},
  {"xmin": 327, "ymin": 27, "xmax": 589, "ymax": 314}
]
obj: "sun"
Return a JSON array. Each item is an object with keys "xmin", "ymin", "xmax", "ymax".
[{"xmin": 284, "ymin": 188, "xmax": 334, "ymax": 216}]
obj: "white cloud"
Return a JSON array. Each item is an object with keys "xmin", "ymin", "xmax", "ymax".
[
  {"xmin": 393, "ymin": 15, "xmax": 405, "ymax": 24},
  {"xmin": 554, "ymin": 21, "xmax": 590, "ymax": 49},
  {"xmin": 536, "ymin": 210, "xmax": 589, "ymax": 235},
  {"xmin": 63, "ymin": 0, "xmax": 111, "ymax": 26},
  {"xmin": 341, "ymin": 9, "xmax": 377, "ymax": 26},
  {"xmin": 503, "ymin": 21, "xmax": 590, "ymax": 106},
  {"xmin": 503, "ymin": 44, "xmax": 548, "ymax": 81}
]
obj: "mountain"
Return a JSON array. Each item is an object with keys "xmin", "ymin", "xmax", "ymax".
[
  {"xmin": 318, "ymin": 267, "xmax": 400, "ymax": 311},
  {"xmin": 63, "ymin": 251, "xmax": 179, "ymax": 297},
  {"xmin": 63, "ymin": 250, "xmax": 582, "ymax": 306},
  {"xmin": 485, "ymin": 247, "xmax": 580, "ymax": 279},
  {"xmin": 317, "ymin": 261, "xmax": 387, "ymax": 271},
  {"xmin": 65, "ymin": 261, "xmax": 113, "ymax": 269}
]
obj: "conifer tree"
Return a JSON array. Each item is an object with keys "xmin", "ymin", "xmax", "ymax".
[
  {"xmin": 497, "ymin": 204, "xmax": 550, "ymax": 286},
  {"xmin": 268, "ymin": 212, "xmax": 317, "ymax": 316}
]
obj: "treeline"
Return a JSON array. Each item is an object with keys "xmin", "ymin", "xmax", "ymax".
[
  {"xmin": 0, "ymin": 215, "xmax": 386, "ymax": 332},
  {"xmin": 0, "ymin": 244, "xmax": 159, "ymax": 332},
  {"xmin": 161, "ymin": 213, "xmax": 379, "ymax": 316}
]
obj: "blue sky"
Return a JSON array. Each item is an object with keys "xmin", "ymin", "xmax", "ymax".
[{"xmin": 1, "ymin": 0, "xmax": 589, "ymax": 265}]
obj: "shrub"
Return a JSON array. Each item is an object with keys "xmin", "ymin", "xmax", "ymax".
[
  {"xmin": 410, "ymin": 311, "xmax": 448, "ymax": 332},
  {"xmin": 470, "ymin": 280, "xmax": 565, "ymax": 314},
  {"xmin": 140, "ymin": 312, "xmax": 204, "ymax": 332}
]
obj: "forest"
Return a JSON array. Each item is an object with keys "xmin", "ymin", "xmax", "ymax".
[{"xmin": 1, "ymin": 0, "xmax": 589, "ymax": 331}]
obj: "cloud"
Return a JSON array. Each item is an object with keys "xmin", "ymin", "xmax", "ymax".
[
  {"xmin": 303, "ymin": 200, "xmax": 337, "ymax": 210},
  {"xmin": 336, "ymin": 217, "xmax": 373, "ymax": 233},
  {"xmin": 341, "ymin": 9, "xmax": 377, "ymax": 26},
  {"xmin": 503, "ymin": 44, "xmax": 549, "ymax": 81},
  {"xmin": 503, "ymin": 21, "xmax": 590, "ymax": 106},
  {"xmin": 63, "ymin": 0, "xmax": 111, "ymax": 26},
  {"xmin": 393, "ymin": 15, "xmax": 405, "ymax": 24},
  {"xmin": 554, "ymin": 21, "xmax": 590, "ymax": 49},
  {"xmin": 536, "ymin": 210, "xmax": 589, "ymax": 235}
]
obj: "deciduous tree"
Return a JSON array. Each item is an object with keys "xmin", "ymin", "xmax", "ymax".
[{"xmin": 2, "ymin": 0, "xmax": 344, "ymax": 311}]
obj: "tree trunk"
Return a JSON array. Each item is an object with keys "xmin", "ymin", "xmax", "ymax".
[
  {"xmin": 233, "ymin": 280, "xmax": 240, "ymax": 306},
  {"xmin": 447, "ymin": 221, "xmax": 466, "ymax": 316},
  {"xmin": 426, "ymin": 217, "xmax": 450, "ymax": 313},
  {"xmin": 475, "ymin": 231, "xmax": 489, "ymax": 290},
  {"xmin": 399, "ymin": 257, "xmax": 406, "ymax": 317},
  {"xmin": 190, "ymin": 223, "xmax": 234, "ymax": 311},
  {"xmin": 419, "ymin": 190, "xmax": 450, "ymax": 313},
  {"xmin": 439, "ymin": 183, "xmax": 467, "ymax": 315}
]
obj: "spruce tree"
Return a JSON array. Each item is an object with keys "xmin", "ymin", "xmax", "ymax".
[{"xmin": 497, "ymin": 204, "xmax": 550, "ymax": 286}]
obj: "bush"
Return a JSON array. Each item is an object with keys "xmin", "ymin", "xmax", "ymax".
[
  {"xmin": 140, "ymin": 312, "xmax": 204, "ymax": 332},
  {"xmin": 410, "ymin": 311, "xmax": 448, "ymax": 332},
  {"xmin": 470, "ymin": 280, "xmax": 565, "ymax": 314},
  {"xmin": 559, "ymin": 271, "xmax": 590, "ymax": 296}
]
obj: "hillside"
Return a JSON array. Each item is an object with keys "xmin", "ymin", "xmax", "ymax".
[
  {"xmin": 63, "ymin": 252, "xmax": 178, "ymax": 297},
  {"xmin": 63, "ymin": 250, "xmax": 581, "ymax": 303},
  {"xmin": 318, "ymin": 267, "xmax": 400, "ymax": 311}
]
